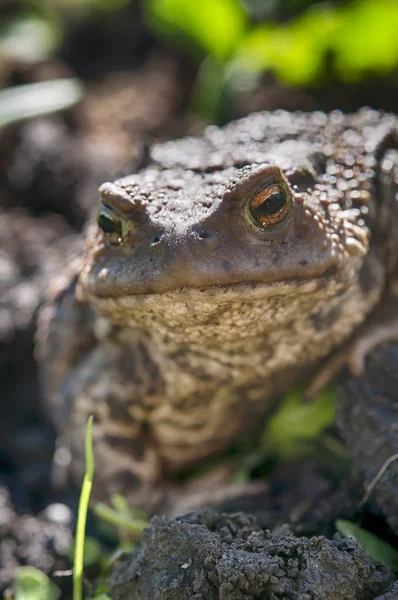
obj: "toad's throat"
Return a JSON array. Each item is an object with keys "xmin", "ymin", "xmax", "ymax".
[{"xmin": 83, "ymin": 260, "xmax": 365, "ymax": 349}]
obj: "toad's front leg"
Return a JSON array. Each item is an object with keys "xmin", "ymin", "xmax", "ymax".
[
  {"xmin": 37, "ymin": 272, "xmax": 167, "ymax": 510},
  {"xmin": 51, "ymin": 335, "xmax": 171, "ymax": 511}
]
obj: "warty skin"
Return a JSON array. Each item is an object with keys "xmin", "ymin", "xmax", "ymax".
[{"xmin": 38, "ymin": 108, "xmax": 398, "ymax": 508}]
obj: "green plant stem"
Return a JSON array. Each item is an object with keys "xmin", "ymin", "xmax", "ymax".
[
  {"xmin": 74, "ymin": 416, "xmax": 95, "ymax": 600},
  {"xmin": 94, "ymin": 503, "xmax": 148, "ymax": 535}
]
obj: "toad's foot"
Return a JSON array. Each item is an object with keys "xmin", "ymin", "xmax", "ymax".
[
  {"xmin": 166, "ymin": 480, "xmax": 269, "ymax": 518},
  {"xmin": 306, "ymin": 315, "xmax": 398, "ymax": 401},
  {"xmin": 348, "ymin": 318, "xmax": 398, "ymax": 376},
  {"xmin": 161, "ymin": 464, "xmax": 268, "ymax": 517}
]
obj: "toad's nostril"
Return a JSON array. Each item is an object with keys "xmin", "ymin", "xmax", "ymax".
[{"xmin": 151, "ymin": 234, "xmax": 162, "ymax": 245}]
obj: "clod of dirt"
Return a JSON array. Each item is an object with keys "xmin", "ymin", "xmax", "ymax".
[
  {"xmin": 336, "ymin": 343, "xmax": 398, "ymax": 534},
  {"xmin": 374, "ymin": 581, "xmax": 398, "ymax": 599},
  {"xmin": 0, "ymin": 486, "xmax": 72, "ymax": 593},
  {"xmin": 0, "ymin": 117, "xmax": 105, "ymax": 227},
  {"xmin": 0, "ymin": 210, "xmax": 77, "ymax": 511},
  {"xmin": 109, "ymin": 508, "xmax": 394, "ymax": 600},
  {"xmin": 0, "ymin": 208, "xmax": 75, "ymax": 348}
]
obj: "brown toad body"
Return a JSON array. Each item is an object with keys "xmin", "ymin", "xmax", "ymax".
[{"xmin": 38, "ymin": 109, "xmax": 398, "ymax": 508}]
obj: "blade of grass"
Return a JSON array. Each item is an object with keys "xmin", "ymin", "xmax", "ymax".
[
  {"xmin": 0, "ymin": 79, "xmax": 83, "ymax": 129},
  {"xmin": 73, "ymin": 416, "xmax": 95, "ymax": 600}
]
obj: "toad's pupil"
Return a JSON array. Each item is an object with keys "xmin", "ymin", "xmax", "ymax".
[
  {"xmin": 256, "ymin": 192, "xmax": 285, "ymax": 216},
  {"xmin": 98, "ymin": 212, "xmax": 122, "ymax": 235}
]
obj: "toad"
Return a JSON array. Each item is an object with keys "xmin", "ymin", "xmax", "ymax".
[{"xmin": 37, "ymin": 109, "xmax": 398, "ymax": 509}]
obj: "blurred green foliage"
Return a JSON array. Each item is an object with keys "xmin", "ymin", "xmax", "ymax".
[
  {"xmin": 147, "ymin": 0, "xmax": 398, "ymax": 83},
  {"xmin": 146, "ymin": 0, "xmax": 398, "ymax": 117},
  {"xmin": 1, "ymin": 0, "xmax": 397, "ymax": 121},
  {"xmin": 231, "ymin": 386, "xmax": 337, "ymax": 484},
  {"xmin": 0, "ymin": 0, "xmax": 130, "ymax": 68},
  {"xmin": 14, "ymin": 567, "xmax": 59, "ymax": 600},
  {"xmin": 94, "ymin": 495, "xmax": 149, "ymax": 551},
  {"xmin": 262, "ymin": 386, "xmax": 335, "ymax": 457},
  {"xmin": 336, "ymin": 520, "xmax": 398, "ymax": 569},
  {"xmin": 146, "ymin": 0, "xmax": 248, "ymax": 60},
  {"xmin": 60, "ymin": 0, "xmax": 129, "ymax": 9},
  {"xmin": 238, "ymin": 0, "xmax": 398, "ymax": 85}
]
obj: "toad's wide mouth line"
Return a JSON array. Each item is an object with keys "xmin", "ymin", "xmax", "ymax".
[{"xmin": 85, "ymin": 263, "xmax": 340, "ymax": 303}]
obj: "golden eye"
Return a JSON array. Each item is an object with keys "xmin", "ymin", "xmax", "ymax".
[
  {"xmin": 97, "ymin": 205, "xmax": 123, "ymax": 243},
  {"xmin": 249, "ymin": 183, "xmax": 290, "ymax": 228}
]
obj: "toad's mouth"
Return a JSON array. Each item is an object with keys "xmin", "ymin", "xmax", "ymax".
[
  {"xmin": 82, "ymin": 265, "xmax": 352, "ymax": 343},
  {"xmin": 80, "ymin": 255, "xmax": 343, "ymax": 302},
  {"xmin": 82, "ymin": 262, "xmax": 344, "ymax": 310}
]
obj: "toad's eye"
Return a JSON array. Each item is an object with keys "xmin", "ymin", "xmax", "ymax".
[
  {"xmin": 97, "ymin": 205, "xmax": 123, "ymax": 240},
  {"xmin": 249, "ymin": 183, "xmax": 291, "ymax": 228}
]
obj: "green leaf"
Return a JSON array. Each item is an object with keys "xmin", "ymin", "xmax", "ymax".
[
  {"xmin": 236, "ymin": 5, "xmax": 341, "ymax": 85},
  {"xmin": 0, "ymin": 79, "xmax": 83, "ymax": 129},
  {"xmin": 332, "ymin": 0, "xmax": 398, "ymax": 81},
  {"xmin": 111, "ymin": 494, "xmax": 130, "ymax": 515},
  {"xmin": 263, "ymin": 387, "xmax": 335, "ymax": 456},
  {"xmin": 93, "ymin": 502, "xmax": 149, "ymax": 534},
  {"xmin": 235, "ymin": 0, "xmax": 398, "ymax": 86},
  {"xmin": 14, "ymin": 567, "xmax": 59, "ymax": 600},
  {"xmin": 336, "ymin": 520, "xmax": 398, "ymax": 568},
  {"xmin": 146, "ymin": 0, "xmax": 248, "ymax": 60}
]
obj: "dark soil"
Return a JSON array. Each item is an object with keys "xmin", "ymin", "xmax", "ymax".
[
  {"xmin": 215, "ymin": 459, "xmax": 362, "ymax": 537},
  {"xmin": 0, "ymin": 486, "xmax": 72, "ymax": 593}
]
